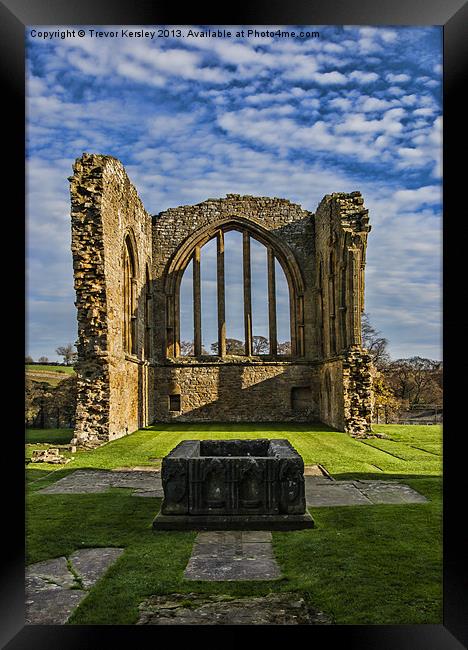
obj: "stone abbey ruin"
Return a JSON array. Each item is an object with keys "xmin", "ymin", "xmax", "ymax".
[{"xmin": 70, "ymin": 153, "xmax": 373, "ymax": 448}]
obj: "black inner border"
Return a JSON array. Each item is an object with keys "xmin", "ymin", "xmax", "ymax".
[{"xmin": 2, "ymin": 0, "xmax": 467, "ymax": 647}]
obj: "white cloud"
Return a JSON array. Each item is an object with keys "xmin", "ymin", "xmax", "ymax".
[
  {"xmin": 386, "ymin": 73, "xmax": 411, "ymax": 83},
  {"xmin": 349, "ymin": 71, "xmax": 379, "ymax": 84},
  {"xmin": 360, "ymin": 96, "xmax": 393, "ymax": 112},
  {"xmin": 413, "ymin": 107, "xmax": 435, "ymax": 116},
  {"xmin": 310, "ymin": 71, "xmax": 347, "ymax": 84},
  {"xmin": 328, "ymin": 97, "xmax": 354, "ymax": 111},
  {"xmin": 26, "ymin": 26, "xmax": 443, "ymax": 360},
  {"xmin": 380, "ymin": 30, "xmax": 398, "ymax": 43},
  {"xmin": 401, "ymin": 94, "xmax": 418, "ymax": 106},
  {"xmin": 392, "ymin": 185, "xmax": 441, "ymax": 209},
  {"xmin": 387, "ymin": 86, "xmax": 405, "ymax": 96}
]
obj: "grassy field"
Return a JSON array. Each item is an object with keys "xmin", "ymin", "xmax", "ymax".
[
  {"xmin": 26, "ymin": 364, "xmax": 75, "ymax": 387},
  {"xmin": 26, "ymin": 364, "xmax": 75, "ymax": 374},
  {"xmin": 25, "ymin": 422, "xmax": 441, "ymax": 480},
  {"xmin": 25, "ymin": 423, "xmax": 442, "ymax": 625}
]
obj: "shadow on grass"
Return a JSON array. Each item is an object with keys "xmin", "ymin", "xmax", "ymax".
[
  {"xmin": 26, "ymin": 465, "xmax": 82, "ymax": 491},
  {"xmin": 26, "ymin": 428, "xmax": 74, "ymax": 445},
  {"xmin": 25, "ymin": 464, "xmax": 443, "ymax": 625},
  {"xmin": 332, "ymin": 471, "xmax": 442, "ymax": 482},
  {"xmin": 141, "ymin": 422, "xmax": 340, "ymax": 433}
]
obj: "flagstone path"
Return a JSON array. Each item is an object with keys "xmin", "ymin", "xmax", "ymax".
[
  {"xmin": 137, "ymin": 592, "xmax": 332, "ymax": 625},
  {"xmin": 26, "ymin": 548, "xmax": 124, "ymax": 625},
  {"xmin": 184, "ymin": 531, "xmax": 281, "ymax": 581},
  {"xmin": 29, "ymin": 468, "xmax": 429, "ymax": 624},
  {"xmin": 37, "ymin": 468, "xmax": 428, "ymax": 506}
]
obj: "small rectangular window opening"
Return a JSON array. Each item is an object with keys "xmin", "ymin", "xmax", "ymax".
[
  {"xmin": 291, "ymin": 386, "xmax": 311, "ymax": 411},
  {"xmin": 169, "ymin": 394, "xmax": 181, "ymax": 412}
]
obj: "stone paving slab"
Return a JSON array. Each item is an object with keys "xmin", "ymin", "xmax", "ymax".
[
  {"xmin": 26, "ymin": 556, "xmax": 76, "ymax": 589},
  {"xmin": 353, "ymin": 481, "xmax": 428, "ymax": 504},
  {"xmin": 133, "ymin": 489, "xmax": 163, "ymax": 498},
  {"xmin": 38, "ymin": 469, "xmax": 163, "ymax": 496},
  {"xmin": 25, "ymin": 585, "xmax": 87, "ymax": 625},
  {"xmin": 305, "ymin": 480, "xmax": 427, "ymax": 507},
  {"xmin": 184, "ymin": 531, "xmax": 281, "ymax": 581},
  {"xmin": 36, "ymin": 469, "xmax": 427, "ymax": 506},
  {"xmin": 137, "ymin": 592, "xmax": 332, "ymax": 625},
  {"xmin": 305, "ymin": 482, "xmax": 374, "ymax": 506},
  {"xmin": 25, "ymin": 547, "xmax": 124, "ymax": 624},
  {"xmin": 198, "ymin": 530, "xmax": 272, "ymax": 543},
  {"xmin": 68, "ymin": 547, "xmax": 124, "ymax": 589},
  {"xmin": 193, "ymin": 541, "xmax": 275, "ymax": 559}
]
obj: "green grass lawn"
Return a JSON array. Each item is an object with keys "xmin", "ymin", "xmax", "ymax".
[
  {"xmin": 26, "ymin": 428, "xmax": 74, "ymax": 445},
  {"xmin": 25, "ymin": 423, "xmax": 442, "ymax": 625},
  {"xmin": 25, "ymin": 422, "xmax": 442, "ymax": 479}
]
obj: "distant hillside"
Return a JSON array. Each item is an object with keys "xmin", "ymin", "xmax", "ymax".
[{"xmin": 26, "ymin": 364, "xmax": 75, "ymax": 386}]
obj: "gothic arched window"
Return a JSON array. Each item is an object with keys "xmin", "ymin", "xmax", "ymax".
[
  {"xmin": 167, "ymin": 221, "xmax": 304, "ymax": 359},
  {"xmin": 144, "ymin": 265, "xmax": 152, "ymax": 359},
  {"xmin": 328, "ymin": 251, "xmax": 337, "ymax": 355},
  {"xmin": 123, "ymin": 234, "xmax": 137, "ymax": 355}
]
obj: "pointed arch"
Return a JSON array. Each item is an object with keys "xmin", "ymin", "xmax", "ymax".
[
  {"xmin": 163, "ymin": 217, "xmax": 305, "ymax": 359},
  {"xmin": 122, "ymin": 230, "xmax": 138, "ymax": 355}
]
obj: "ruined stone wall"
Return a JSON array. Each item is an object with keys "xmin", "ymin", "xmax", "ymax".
[
  {"xmin": 341, "ymin": 347, "xmax": 373, "ymax": 435},
  {"xmin": 318, "ymin": 351, "xmax": 372, "ymax": 435},
  {"xmin": 314, "ymin": 191, "xmax": 371, "ymax": 357},
  {"xmin": 70, "ymin": 154, "xmax": 374, "ymax": 444},
  {"xmin": 314, "ymin": 192, "xmax": 373, "ymax": 434},
  {"xmin": 318, "ymin": 360, "xmax": 345, "ymax": 430},
  {"xmin": 154, "ymin": 362, "xmax": 320, "ymax": 423},
  {"xmin": 70, "ymin": 153, "xmax": 154, "ymax": 446}
]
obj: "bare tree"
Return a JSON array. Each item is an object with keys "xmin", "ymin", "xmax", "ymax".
[
  {"xmin": 361, "ymin": 313, "xmax": 390, "ymax": 369},
  {"xmin": 211, "ymin": 339, "xmax": 245, "ymax": 355},
  {"xmin": 25, "ymin": 355, "xmax": 33, "ymax": 363},
  {"xmin": 386, "ymin": 357, "xmax": 442, "ymax": 406},
  {"xmin": 277, "ymin": 341, "xmax": 291, "ymax": 355},
  {"xmin": 180, "ymin": 340, "xmax": 194, "ymax": 356},
  {"xmin": 252, "ymin": 336, "xmax": 269, "ymax": 354},
  {"xmin": 55, "ymin": 343, "xmax": 77, "ymax": 366},
  {"xmin": 38, "ymin": 356, "xmax": 49, "ymax": 363}
]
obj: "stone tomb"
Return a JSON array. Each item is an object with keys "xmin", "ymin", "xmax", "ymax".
[{"xmin": 152, "ymin": 439, "xmax": 314, "ymax": 530}]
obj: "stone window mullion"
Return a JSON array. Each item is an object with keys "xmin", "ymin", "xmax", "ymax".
[
  {"xmin": 267, "ymin": 247, "xmax": 277, "ymax": 356},
  {"xmin": 243, "ymin": 231, "xmax": 252, "ymax": 356},
  {"xmin": 217, "ymin": 230, "xmax": 226, "ymax": 357},
  {"xmin": 193, "ymin": 246, "xmax": 202, "ymax": 356}
]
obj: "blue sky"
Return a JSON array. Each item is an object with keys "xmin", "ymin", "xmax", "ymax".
[{"xmin": 26, "ymin": 25, "xmax": 442, "ymax": 361}]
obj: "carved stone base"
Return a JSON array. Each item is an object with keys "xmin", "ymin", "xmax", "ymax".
[{"xmin": 152, "ymin": 511, "xmax": 314, "ymax": 531}]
